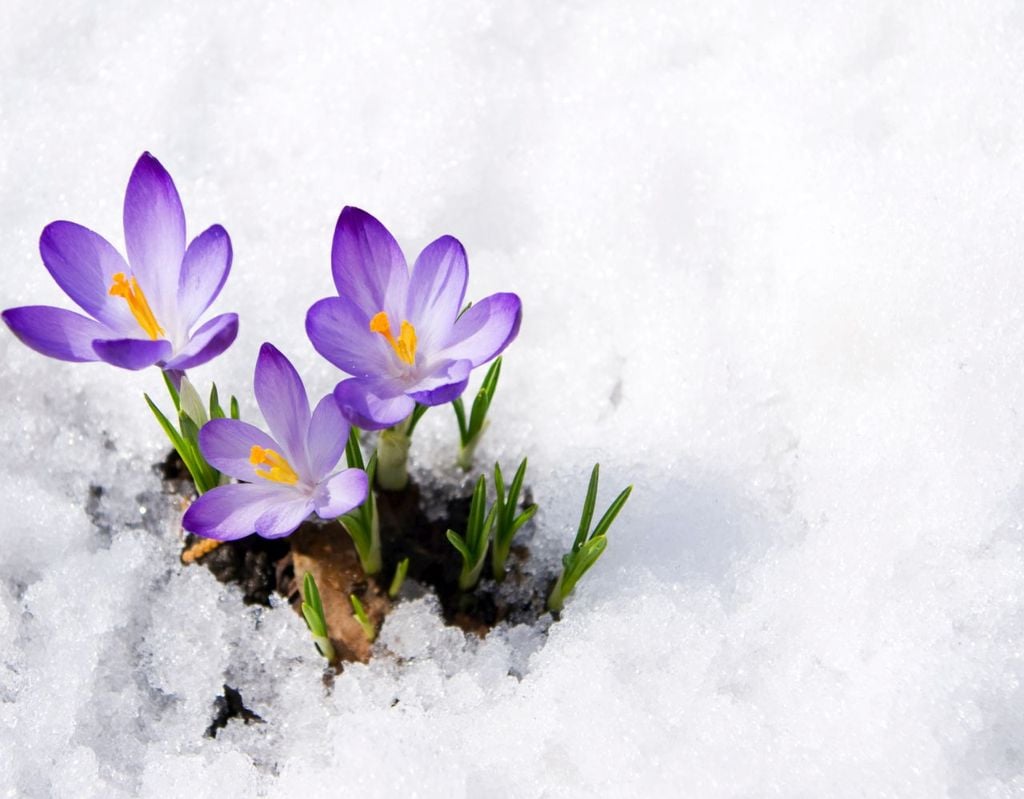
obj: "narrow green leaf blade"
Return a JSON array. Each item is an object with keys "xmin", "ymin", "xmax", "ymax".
[
  {"xmin": 573, "ymin": 464, "xmax": 600, "ymax": 552},
  {"xmin": 590, "ymin": 485, "xmax": 633, "ymax": 540}
]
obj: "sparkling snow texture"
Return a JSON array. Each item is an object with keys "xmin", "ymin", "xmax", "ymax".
[{"xmin": 3, "ymin": 2, "xmax": 1024, "ymax": 797}]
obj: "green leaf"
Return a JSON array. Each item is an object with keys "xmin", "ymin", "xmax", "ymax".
[
  {"xmin": 504, "ymin": 457, "xmax": 529, "ymax": 530},
  {"xmin": 590, "ymin": 485, "xmax": 633, "ymax": 540},
  {"xmin": 161, "ymin": 371, "xmax": 181, "ymax": 411},
  {"xmin": 388, "ymin": 557, "xmax": 409, "ymax": 599},
  {"xmin": 509, "ymin": 503, "xmax": 539, "ymax": 536},
  {"xmin": 345, "ymin": 426, "xmax": 366, "ymax": 470},
  {"xmin": 365, "ymin": 452, "xmax": 378, "ymax": 486},
  {"xmin": 147, "ymin": 392, "xmax": 214, "ymax": 493},
  {"xmin": 468, "ymin": 358, "xmax": 501, "ymax": 439},
  {"xmin": 446, "ymin": 529, "xmax": 471, "ymax": 562},
  {"xmin": 209, "ymin": 383, "xmax": 226, "ymax": 419},
  {"xmin": 406, "ymin": 403, "xmax": 429, "ymax": 436},
  {"xmin": 302, "ymin": 572, "xmax": 324, "ymax": 619},
  {"xmin": 493, "ymin": 462, "xmax": 506, "ymax": 510},
  {"xmin": 573, "ymin": 464, "xmax": 600, "ymax": 552},
  {"xmin": 301, "ymin": 603, "xmax": 327, "ymax": 637},
  {"xmin": 561, "ymin": 535, "xmax": 608, "ymax": 595},
  {"xmin": 452, "ymin": 397, "xmax": 468, "ymax": 442},
  {"xmin": 229, "ymin": 396, "xmax": 240, "ymax": 420},
  {"xmin": 349, "ymin": 593, "xmax": 376, "ymax": 642},
  {"xmin": 466, "ymin": 475, "xmax": 488, "ymax": 550},
  {"xmin": 145, "ymin": 393, "xmax": 185, "ymax": 453}
]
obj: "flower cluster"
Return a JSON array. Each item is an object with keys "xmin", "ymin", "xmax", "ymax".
[{"xmin": 4, "ymin": 153, "xmax": 631, "ymax": 650}]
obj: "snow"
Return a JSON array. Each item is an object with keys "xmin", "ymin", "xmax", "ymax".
[{"xmin": 3, "ymin": 1, "xmax": 1024, "ymax": 796}]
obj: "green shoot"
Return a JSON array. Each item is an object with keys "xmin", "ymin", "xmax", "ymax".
[
  {"xmin": 146, "ymin": 376, "xmax": 236, "ymax": 495},
  {"xmin": 338, "ymin": 428, "xmax": 382, "ymax": 575},
  {"xmin": 349, "ymin": 594, "xmax": 376, "ymax": 643},
  {"xmin": 451, "ymin": 357, "xmax": 502, "ymax": 470},
  {"xmin": 446, "ymin": 474, "xmax": 497, "ymax": 591},
  {"xmin": 388, "ymin": 557, "xmax": 410, "ymax": 599},
  {"xmin": 301, "ymin": 572, "xmax": 336, "ymax": 663},
  {"xmin": 491, "ymin": 458, "xmax": 539, "ymax": 581},
  {"xmin": 547, "ymin": 465, "xmax": 632, "ymax": 613}
]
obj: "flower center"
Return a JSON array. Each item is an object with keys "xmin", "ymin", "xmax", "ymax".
[
  {"xmin": 108, "ymin": 272, "xmax": 164, "ymax": 340},
  {"xmin": 249, "ymin": 445, "xmax": 299, "ymax": 485},
  {"xmin": 369, "ymin": 311, "xmax": 417, "ymax": 365}
]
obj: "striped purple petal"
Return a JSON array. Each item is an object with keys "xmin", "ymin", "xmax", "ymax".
[
  {"xmin": 183, "ymin": 482, "xmax": 296, "ymax": 541},
  {"xmin": 313, "ymin": 468, "xmax": 369, "ymax": 519},
  {"xmin": 331, "ymin": 207, "xmax": 409, "ymax": 320},
  {"xmin": 123, "ymin": 153, "xmax": 186, "ymax": 326},
  {"xmin": 2, "ymin": 305, "xmax": 109, "ymax": 363},
  {"xmin": 39, "ymin": 222, "xmax": 134, "ymax": 333},
  {"xmin": 333, "ymin": 376, "xmax": 415, "ymax": 431},
  {"xmin": 441, "ymin": 292, "xmax": 522, "ymax": 366}
]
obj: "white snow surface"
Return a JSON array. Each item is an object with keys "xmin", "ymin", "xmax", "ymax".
[{"xmin": 2, "ymin": 2, "xmax": 1024, "ymax": 796}]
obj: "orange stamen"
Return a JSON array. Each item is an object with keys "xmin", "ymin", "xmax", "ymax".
[
  {"xmin": 108, "ymin": 272, "xmax": 164, "ymax": 340},
  {"xmin": 249, "ymin": 445, "xmax": 299, "ymax": 485},
  {"xmin": 369, "ymin": 311, "xmax": 417, "ymax": 365}
]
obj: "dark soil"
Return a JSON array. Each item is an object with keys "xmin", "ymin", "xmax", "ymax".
[
  {"xmin": 205, "ymin": 685, "xmax": 264, "ymax": 738},
  {"xmin": 164, "ymin": 450, "xmax": 550, "ymax": 662}
]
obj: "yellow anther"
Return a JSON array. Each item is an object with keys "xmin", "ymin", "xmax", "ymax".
[
  {"xmin": 249, "ymin": 445, "xmax": 300, "ymax": 485},
  {"xmin": 108, "ymin": 272, "xmax": 164, "ymax": 340},
  {"xmin": 369, "ymin": 311, "xmax": 417, "ymax": 365}
]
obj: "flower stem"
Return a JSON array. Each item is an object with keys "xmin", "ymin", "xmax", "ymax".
[
  {"xmin": 376, "ymin": 421, "xmax": 412, "ymax": 491},
  {"xmin": 456, "ymin": 421, "xmax": 489, "ymax": 471}
]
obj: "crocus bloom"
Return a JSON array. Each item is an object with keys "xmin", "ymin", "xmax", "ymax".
[
  {"xmin": 183, "ymin": 343, "xmax": 368, "ymax": 540},
  {"xmin": 305, "ymin": 207, "xmax": 522, "ymax": 429},
  {"xmin": 2, "ymin": 152, "xmax": 238, "ymax": 371}
]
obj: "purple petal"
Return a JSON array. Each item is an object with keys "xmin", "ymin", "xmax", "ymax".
[
  {"xmin": 183, "ymin": 482, "xmax": 294, "ymax": 542},
  {"xmin": 254, "ymin": 343, "xmax": 311, "ymax": 475},
  {"xmin": 441, "ymin": 293, "xmax": 522, "ymax": 366},
  {"xmin": 331, "ymin": 207, "xmax": 409, "ymax": 319},
  {"xmin": 407, "ymin": 358, "xmax": 473, "ymax": 406},
  {"xmin": 409, "ymin": 379, "xmax": 469, "ymax": 406},
  {"xmin": 313, "ymin": 469, "xmax": 369, "ymax": 519},
  {"xmin": 405, "ymin": 235, "xmax": 467, "ymax": 353},
  {"xmin": 91, "ymin": 337, "xmax": 173, "ymax": 370},
  {"xmin": 334, "ymin": 377, "xmax": 415, "ymax": 431},
  {"xmin": 305, "ymin": 296, "xmax": 391, "ymax": 377},
  {"xmin": 178, "ymin": 224, "xmax": 232, "ymax": 330},
  {"xmin": 2, "ymin": 305, "xmax": 109, "ymax": 363},
  {"xmin": 255, "ymin": 497, "xmax": 315, "ymax": 538},
  {"xmin": 306, "ymin": 394, "xmax": 350, "ymax": 480},
  {"xmin": 39, "ymin": 222, "xmax": 134, "ymax": 333},
  {"xmin": 198, "ymin": 418, "xmax": 281, "ymax": 482},
  {"xmin": 123, "ymin": 153, "xmax": 185, "ymax": 323},
  {"xmin": 161, "ymin": 313, "xmax": 238, "ymax": 371}
]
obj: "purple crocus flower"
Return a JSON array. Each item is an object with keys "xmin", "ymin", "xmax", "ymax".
[
  {"xmin": 183, "ymin": 343, "xmax": 368, "ymax": 541},
  {"xmin": 2, "ymin": 152, "xmax": 238, "ymax": 371},
  {"xmin": 305, "ymin": 207, "xmax": 522, "ymax": 430}
]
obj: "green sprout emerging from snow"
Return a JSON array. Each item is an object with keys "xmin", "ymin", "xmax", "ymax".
[
  {"xmin": 145, "ymin": 373, "xmax": 238, "ymax": 494},
  {"xmin": 301, "ymin": 572, "xmax": 335, "ymax": 663},
  {"xmin": 446, "ymin": 474, "xmax": 497, "ymax": 590},
  {"xmin": 548, "ymin": 464, "xmax": 632, "ymax": 613},
  {"xmin": 452, "ymin": 357, "xmax": 501, "ymax": 470},
  {"xmin": 338, "ymin": 428, "xmax": 382, "ymax": 575},
  {"xmin": 491, "ymin": 457, "xmax": 538, "ymax": 581},
  {"xmin": 349, "ymin": 594, "xmax": 376, "ymax": 642}
]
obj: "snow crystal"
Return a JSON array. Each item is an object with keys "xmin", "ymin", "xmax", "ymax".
[{"xmin": 3, "ymin": 1, "xmax": 1024, "ymax": 796}]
